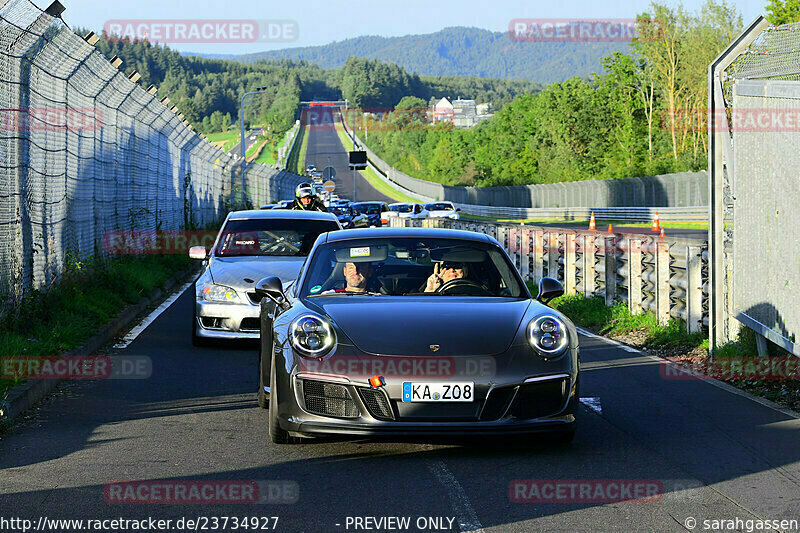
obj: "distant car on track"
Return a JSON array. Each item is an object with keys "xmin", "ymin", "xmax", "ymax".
[
  {"xmin": 189, "ymin": 210, "xmax": 341, "ymax": 345},
  {"xmin": 329, "ymin": 205, "xmax": 369, "ymax": 229},
  {"xmin": 253, "ymin": 227, "xmax": 579, "ymax": 444},
  {"xmin": 352, "ymin": 202, "xmax": 390, "ymax": 227},
  {"xmin": 424, "ymin": 201, "xmax": 461, "ymax": 220},
  {"xmin": 388, "ymin": 202, "xmax": 428, "ymax": 220}
]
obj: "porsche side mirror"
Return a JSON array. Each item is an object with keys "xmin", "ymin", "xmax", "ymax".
[
  {"xmin": 537, "ymin": 277, "xmax": 564, "ymax": 305},
  {"xmin": 189, "ymin": 246, "xmax": 207, "ymax": 260},
  {"xmin": 255, "ymin": 276, "xmax": 288, "ymax": 309}
]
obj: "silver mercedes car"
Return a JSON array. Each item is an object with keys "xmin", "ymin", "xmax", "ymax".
[{"xmin": 189, "ymin": 210, "xmax": 341, "ymax": 344}]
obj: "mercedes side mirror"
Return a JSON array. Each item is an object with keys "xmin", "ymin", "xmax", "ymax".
[
  {"xmin": 189, "ymin": 246, "xmax": 207, "ymax": 260},
  {"xmin": 536, "ymin": 277, "xmax": 564, "ymax": 305}
]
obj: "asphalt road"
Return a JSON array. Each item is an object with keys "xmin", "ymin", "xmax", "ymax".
[
  {"xmin": 1, "ymin": 281, "xmax": 799, "ymax": 532},
  {"xmin": 303, "ymin": 111, "xmax": 394, "ymax": 205}
]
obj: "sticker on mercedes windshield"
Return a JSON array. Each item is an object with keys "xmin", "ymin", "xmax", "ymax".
[
  {"xmin": 310, "ymin": 285, "xmax": 322, "ymax": 293},
  {"xmin": 350, "ymin": 247, "xmax": 370, "ymax": 257}
]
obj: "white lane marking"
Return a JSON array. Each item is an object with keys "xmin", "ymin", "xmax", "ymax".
[
  {"xmin": 426, "ymin": 459, "xmax": 485, "ymax": 533},
  {"xmin": 580, "ymin": 397, "xmax": 603, "ymax": 415},
  {"xmin": 575, "ymin": 327, "xmax": 800, "ymax": 419},
  {"xmin": 113, "ymin": 281, "xmax": 193, "ymax": 348}
]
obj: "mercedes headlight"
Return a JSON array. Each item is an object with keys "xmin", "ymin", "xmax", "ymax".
[
  {"xmin": 199, "ymin": 283, "xmax": 240, "ymax": 303},
  {"xmin": 527, "ymin": 315, "xmax": 569, "ymax": 357},
  {"xmin": 290, "ymin": 314, "xmax": 336, "ymax": 358}
]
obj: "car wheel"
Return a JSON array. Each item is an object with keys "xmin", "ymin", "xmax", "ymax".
[{"xmin": 269, "ymin": 356, "xmax": 299, "ymax": 444}]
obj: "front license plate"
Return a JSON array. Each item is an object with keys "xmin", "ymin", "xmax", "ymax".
[{"xmin": 402, "ymin": 382, "xmax": 474, "ymax": 402}]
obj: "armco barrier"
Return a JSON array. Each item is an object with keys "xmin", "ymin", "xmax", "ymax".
[{"xmin": 390, "ymin": 217, "xmax": 708, "ymax": 334}]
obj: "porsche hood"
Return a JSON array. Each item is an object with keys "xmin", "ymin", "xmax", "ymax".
[{"xmin": 316, "ymin": 298, "xmax": 531, "ymax": 356}]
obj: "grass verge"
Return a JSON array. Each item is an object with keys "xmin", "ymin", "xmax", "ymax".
[
  {"xmin": 286, "ymin": 125, "xmax": 309, "ymax": 175},
  {"xmin": 0, "ymin": 254, "xmax": 193, "ymax": 398},
  {"xmin": 334, "ymin": 124, "xmax": 418, "ymax": 203}
]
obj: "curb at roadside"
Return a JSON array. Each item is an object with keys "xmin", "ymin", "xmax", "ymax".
[{"xmin": 0, "ymin": 267, "xmax": 199, "ymax": 423}]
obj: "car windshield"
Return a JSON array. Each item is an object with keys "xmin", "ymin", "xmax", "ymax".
[
  {"xmin": 391, "ymin": 204, "xmax": 414, "ymax": 213},
  {"xmin": 425, "ymin": 203, "xmax": 454, "ymax": 211},
  {"xmin": 354, "ymin": 204, "xmax": 381, "ymax": 215},
  {"xmin": 214, "ymin": 218, "xmax": 339, "ymax": 257},
  {"xmin": 301, "ymin": 237, "xmax": 526, "ymax": 297}
]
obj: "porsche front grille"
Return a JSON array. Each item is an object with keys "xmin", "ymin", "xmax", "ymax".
[
  {"xmin": 357, "ymin": 388, "xmax": 394, "ymax": 420},
  {"xmin": 301, "ymin": 380, "xmax": 359, "ymax": 418}
]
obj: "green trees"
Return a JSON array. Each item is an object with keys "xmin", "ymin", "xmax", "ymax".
[
  {"xmin": 350, "ymin": 0, "xmax": 744, "ymax": 187},
  {"xmin": 766, "ymin": 0, "xmax": 800, "ymax": 24}
]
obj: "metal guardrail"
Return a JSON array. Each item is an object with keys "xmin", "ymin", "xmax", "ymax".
[
  {"xmin": 453, "ymin": 205, "xmax": 708, "ymax": 223},
  {"xmin": 390, "ymin": 217, "xmax": 708, "ymax": 333}
]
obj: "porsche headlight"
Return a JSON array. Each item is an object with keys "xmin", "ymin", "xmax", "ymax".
[
  {"xmin": 527, "ymin": 315, "xmax": 569, "ymax": 357},
  {"xmin": 290, "ymin": 314, "xmax": 336, "ymax": 358},
  {"xmin": 200, "ymin": 283, "xmax": 240, "ymax": 303}
]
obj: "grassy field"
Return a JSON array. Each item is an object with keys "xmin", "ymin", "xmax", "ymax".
[
  {"xmin": 205, "ymin": 130, "xmax": 240, "ymax": 152},
  {"xmin": 0, "ymin": 254, "xmax": 193, "ymax": 398},
  {"xmin": 253, "ymin": 135, "xmax": 289, "ymax": 165},
  {"xmin": 333, "ymin": 124, "xmax": 418, "ymax": 203}
]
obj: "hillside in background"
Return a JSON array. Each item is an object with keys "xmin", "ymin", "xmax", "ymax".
[{"xmin": 221, "ymin": 27, "xmax": 631, "ymax": 84}]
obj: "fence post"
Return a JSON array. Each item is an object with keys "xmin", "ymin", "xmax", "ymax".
[
  {"xmin": 583, "ymin": 233, "xmax": 596, "ymax": 297},
  {"xmin": 565, "ymin": 233, "xmax": 576, "ymax": 295},
  {"xmin": 520, "ymin": 229, "xmax": 531, "ymax": 281},
  {"xmin": 628, "ymin": 237, "xmax": 642, "ymax": 315},
  {"xmin": 533, "ymin": 230, "xmax": 544, "ymax": 283},
  {"xmin": 604, "ymin": 236, "xmax": 617, "ymax": 306},
  {"xmin": 655, "ymin": 240, "xmax": 670, "ymax": 325},
  {"xmin": 686, "ymin": 245, "xmax": 702, "ymax": 333},
  {"xmin": 548, "ymin": 232, "xmax": 560, "ymax": 280}
]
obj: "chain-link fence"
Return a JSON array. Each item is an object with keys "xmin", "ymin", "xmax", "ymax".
[
  {"xmin": 710, "ymin": 18, "xmax": 800, "ymax": 355},
  {"xmin": 0, "ymin": 0, "xmax": 302, "ymax": 316}
]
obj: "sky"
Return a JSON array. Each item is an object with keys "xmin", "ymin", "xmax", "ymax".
[{"xmin": 37, "ymin": 0, "xmax": 769, "ymax": 55}]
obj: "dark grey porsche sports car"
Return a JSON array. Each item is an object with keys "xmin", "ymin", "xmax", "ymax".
[{"xmin": 254, "ymin": 228, "xmax": 579, "ymax": 444}]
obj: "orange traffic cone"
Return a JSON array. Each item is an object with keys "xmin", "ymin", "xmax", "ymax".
[
  {"xmin": 607, "ymin": 223, "xmax": 613, "ymax": 233},
  {"xmin": 589, "ymin": 212, "xmax": 596, "ymax": 230},
  {"xmin": 659, "ymin": 228, "xmax": 665, "ymax": 237},
  {"xmin": 651, "ymin": 211, "xmax": 661, "ymax": 232}
]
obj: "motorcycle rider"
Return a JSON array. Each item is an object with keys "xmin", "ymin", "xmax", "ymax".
[{"xmin": 287, "ymin": 183, "xmax": 328, "ymax": 212}]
